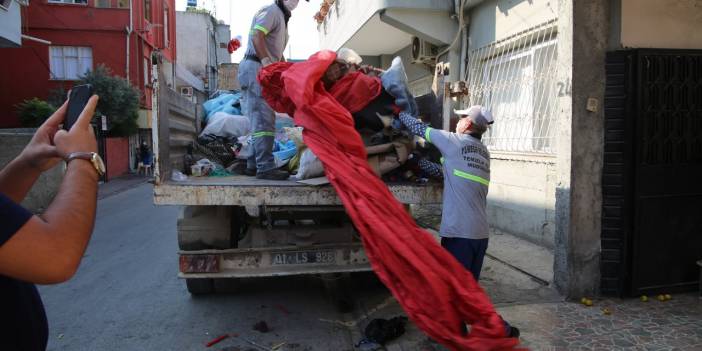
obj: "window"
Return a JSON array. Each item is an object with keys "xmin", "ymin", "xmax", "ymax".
[
  {"xmin": 163, "ymin": 7, "xmax": 169, "ymax": 48},
  {"xmin": 94, "ymin": 0, "xmax": 129, "ymax": 8},
  {"xmin": 0, "ymin": 0, "xmax": 12, "ymax": 11},
  {"xmin": 49, "ymin": 46, "xmax": 93, "ymax": 80},
  {"xmin": 48, "ymin": 0, "xmax": 88, "ymax": 4},
  {"xmin": 466, "ymin": 22, "xmax": 558, "ymax": 154},
  {"xmin": 94, "ymin": 0, "xmax": 110, "ymax": 8},
  {"xmin": 144, "ymin": 57, "xmax": 150, "ymax": 86},
  {"xmin": 144, "ymin": 0, "xmax": 151, "ymax": 21}
]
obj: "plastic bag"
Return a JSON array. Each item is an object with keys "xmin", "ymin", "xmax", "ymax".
[
  {"xmin": 237, "ymin": 135, "xmax": 253, "ymax": 159},
  {"xmin": 200, "ymin": 113, "xmax": 250, "ymax": 139},
  {"xmin": 191, "ymin": 158, "xmax": 219, "ymax": 177},
  {"xmin": 273, "ymin": 140, "xmax": 297, "ymax": 168},
  {"xmin": 171, "ymin": 170, "xmax": 188, "ymax": 182},
  {"xmin": 295, "ymin": 148, "xmax": 325, "ymax": 180},
  {"xmin": 275, "ymin": 113, "xmax": 295, "ymax": 131},
  {"xmin": 203, "ymin": 93, "xmax": 242, "ymax": 122}
]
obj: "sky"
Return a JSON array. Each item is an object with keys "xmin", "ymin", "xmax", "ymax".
[{"xmin": 175, "ymin": 0, "xmax": 323, "ymax": 62}]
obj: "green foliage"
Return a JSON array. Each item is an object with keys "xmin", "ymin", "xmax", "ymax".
[
  {"xmin": 15, "ymin": 98, "xmax": 56, "ymax": 128},
  {"xmin": 79, "ymin": 65, "xmax": 140, "ymax": 137},
  {"xmin": 47, "ymin": 86, "xmax": 69, "ymax": 110}
]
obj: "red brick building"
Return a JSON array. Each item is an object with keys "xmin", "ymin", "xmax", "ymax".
[{"xmin": 0, "ymin": 0, "xmax": 177, "ymax": 179}]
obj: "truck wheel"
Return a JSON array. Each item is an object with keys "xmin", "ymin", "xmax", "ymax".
[{"xmin": 186, "ymin": 278, "xmax": 213, "ymax": 295}]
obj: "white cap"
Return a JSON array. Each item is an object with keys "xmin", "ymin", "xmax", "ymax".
[{"xmin": 454, "ymin": 105, "xmax": 494, "ymax": 127}]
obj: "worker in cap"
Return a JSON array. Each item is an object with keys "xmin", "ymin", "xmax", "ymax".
[
  {"xmin": 237, "ymin": 0, "xmax": 308, "ymax": 180},
  {"xmin": 396, "ymin": 103, "xmax": 520, "ymax": 339}
]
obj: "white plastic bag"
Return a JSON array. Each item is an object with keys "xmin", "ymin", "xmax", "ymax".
[
  {"xmin": 200, "ymin": 112, "xmax": 250, "ymax": 138},
  {"xmin": 295, "ymin": 148, "xmax": 325, "ymax": 180},
  {"xmin": 236, "ymin": 135, "xmax": 253, "ymax": 159},
  {"xmin": 171, "ymin": 170, "xmax": 188, "ymax": 182}
]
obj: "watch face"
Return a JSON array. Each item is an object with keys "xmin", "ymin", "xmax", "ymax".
[{"xmin": 92, "ymin": 153, "xmax": 106, "ymax": 175}]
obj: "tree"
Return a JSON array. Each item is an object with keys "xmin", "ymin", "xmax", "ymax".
[
  {"xmin": 79, "ymin": 65, "xmax": 140, "ymax": 137},
  {"xmin": 15, "ymin": 98, "xmax": 56, "ymax": 128}
]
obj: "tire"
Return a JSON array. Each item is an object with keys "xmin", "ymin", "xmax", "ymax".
[{"xmin": 186, "ymin": 278, "xmax": 213, "ymax": 295}]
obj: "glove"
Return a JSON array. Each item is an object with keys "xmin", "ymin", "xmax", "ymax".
[{"xmin": 261, "ymin": 57, "xmax": 275, "ymax": 67}]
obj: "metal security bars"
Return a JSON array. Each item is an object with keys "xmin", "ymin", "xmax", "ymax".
[{"xmin": 466, "ymin": 20, "xmax": 559, "ymax": 154}]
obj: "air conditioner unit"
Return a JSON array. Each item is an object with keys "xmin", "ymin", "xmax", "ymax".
[
  {"xmin": 411, "ymin": 36, "xmax": 438, "ymax": 64},
  {"xmin": 180, "ymin": 86, "xmax": 194, "ymax": 97}
]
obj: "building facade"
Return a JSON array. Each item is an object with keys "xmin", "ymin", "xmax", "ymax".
[
  {"xmin": 0, "ymin": 0, "xmax": 177, "ymax": 179},
  {"xmin": 317, "ymin": 0, "xmax": 702, "ymax": 298},
  {"xmin": 0, "ymin": 0, "xmax": 24, "ymax": 48},
  {"xmin": 176, "ymin": 10, "xmax": 230, "ymax": 98}
]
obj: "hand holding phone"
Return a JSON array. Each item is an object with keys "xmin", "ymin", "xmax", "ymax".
[{"xmin": 64, "ymin": 84, "xmax": 94, "ymax": 131}]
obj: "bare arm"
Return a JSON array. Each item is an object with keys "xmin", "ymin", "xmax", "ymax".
[
  {"xmin": 0, "ymin": 96, "xmax": 100, "ymax": 284},
  {"xmin": 0, "ymin": 102, "xmax": 68, "ymax": 203},
  {"xmin": 252, "ymin": 30, "xmax": 273, "ymax": 62}
]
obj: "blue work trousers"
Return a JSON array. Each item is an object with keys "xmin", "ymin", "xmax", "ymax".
[
  {"xmin": 238, "ymin": 59, "xmax": 276, "ymax": 173},
  {"xmin": 441, "ymin": 236, "xmax": 513, "ymax": 336}
]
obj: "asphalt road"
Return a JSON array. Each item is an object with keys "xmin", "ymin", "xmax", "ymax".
[{"xmin": 39, "ymin": 183, "xmax": 362, "ymax": 351}]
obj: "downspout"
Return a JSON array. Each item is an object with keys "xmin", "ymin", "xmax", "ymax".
[
  {"xmin": 459, "ymin": 24, "xmax": 467, "ymax": 81},
  {"xmin": 126, "ymin": 0, "xmax": 133, "ymax": 83}
]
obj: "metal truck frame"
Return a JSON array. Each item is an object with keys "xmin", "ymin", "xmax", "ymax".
[{"xmin": 150, "ymin": 60, "xmax": 442, "ymax": 294}]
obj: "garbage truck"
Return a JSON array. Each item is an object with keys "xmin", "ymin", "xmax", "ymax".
[{"xmin": 150, "ymin": 60, "xmax": 444, "ymax": 294}]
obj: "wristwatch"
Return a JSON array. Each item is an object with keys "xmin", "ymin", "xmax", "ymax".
[{"xmin": 65, "ymin": 152, "xmax": 106, "ymax": 177}]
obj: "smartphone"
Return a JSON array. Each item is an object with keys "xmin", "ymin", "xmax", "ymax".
[{"xmin": 64, "ymin": 84, "xmax": 94, "ymax": 130}]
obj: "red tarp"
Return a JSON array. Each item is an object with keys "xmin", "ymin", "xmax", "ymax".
[{"xmin": 259, "ymin": 51, "xmax": 521, "ymax": 351}]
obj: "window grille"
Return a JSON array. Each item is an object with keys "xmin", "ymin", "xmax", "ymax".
[{"xmin": 466, "ymin": 20, "xmax": 559, "ymax": 154}]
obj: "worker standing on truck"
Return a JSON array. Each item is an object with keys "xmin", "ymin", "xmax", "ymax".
[
  {"xmin": 238, "ymin": 0, "xmax": 307, "ymax": 180},
  {"xmin": 396, "ymin": 105, "xmax": 521, "ymax": 339}
]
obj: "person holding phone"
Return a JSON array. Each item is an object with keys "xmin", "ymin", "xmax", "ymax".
[{"xmin": 0, "ymin": 91, "xmax": 104, "ymax": 350}]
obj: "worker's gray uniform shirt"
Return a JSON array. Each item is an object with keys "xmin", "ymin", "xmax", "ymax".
[
  {"xmin": 244, "ymin": 4, "xmax": 288, "ymax": 61},
  {"xmin": 427, "ymin": 128, "xmax": 491, "ymax": 240},
  {"xmin": 238, "ymin": 3, "xmax": 288, "ymax": 172}
]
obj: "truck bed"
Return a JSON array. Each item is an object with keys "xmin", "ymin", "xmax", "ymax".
[{"xmin": 154, "ymin": 176, "xmax": 443, "ymax": 206}]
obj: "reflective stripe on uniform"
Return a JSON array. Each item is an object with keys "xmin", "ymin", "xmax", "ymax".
[
  {"xmin": 440, "ymin": 157, "xmax": 445, "ymax": 164},
  {"xmin": 425, "ymin": 127, "xmax": 432, "ymax": 143},
  {"xmin": 254, "ymin": 24, "xmax": 270, "ymax": 35},
  {"xmin": 253, "ymin": 131, "xmax": 276, "ymax": 138},
  {"xmin": 452, "ymin": 169, "xmax": 489, "ymax": 186}
]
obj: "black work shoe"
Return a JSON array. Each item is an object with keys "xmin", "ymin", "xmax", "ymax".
[
  {"xmin": 508, "ymin": 326, "xmax": 520, "ymax": 339},
  {"xmin": 243, "ymin": 168, "xmax": 256, "ymax": 177},
  {"xmin": 256, "ymin": 169, "xmax": 289, "ymax": 180}
]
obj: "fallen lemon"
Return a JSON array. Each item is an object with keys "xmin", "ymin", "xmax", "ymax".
[
  {"xmin": 665, "ymin": 294, "xmax": 672, "ymax": 300},
  {"xmin": 584, "ymin": 299, "xmax": 593, "ymax": 306},
  {"xmin": 581, "ymin": 297, "xmax": 588, "ymax": 304},
  {"xmin": 640, "ymin": 295, "xmax": 648, "ymax": 302},
  {"xmin": 602, "ymin": 308, "xmax": 611, "ymax": 315},
  {"xmin": 657, "ymin": 294, "xmax": 666, "ymax": 301}
]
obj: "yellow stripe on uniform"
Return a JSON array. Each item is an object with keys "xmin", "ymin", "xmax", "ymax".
[
  {"xmin": 424, "ymin": 127, "xmax": 433, "ymax": 143},
  {"xmin": 253, "ymin": 24, "xmax": 270, "ymax": 35},
  {"xmin": 453, "ymin": 169, "xmax": 489, "ymax": 186},
  {"xmin": 253, "ymin": 131, "xmax": 276, "ymax": 138}
]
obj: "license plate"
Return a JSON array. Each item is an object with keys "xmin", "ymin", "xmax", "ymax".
[{"xmin": 271, "ymin": 250, "xmax": 336, "ymax": 265}]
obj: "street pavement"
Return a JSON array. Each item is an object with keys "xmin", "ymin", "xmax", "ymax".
[
  {"xmin": 40, "ymin": 182, "xmax": 355, "ymax": 351},
  {"xmin": 38, "ymin": 180, "xmax": 702, "ymax": 351}
]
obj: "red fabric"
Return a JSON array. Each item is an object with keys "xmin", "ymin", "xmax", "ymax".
[
  {"xmin": 227, "ymin": 38, "xmax": 241, "ymax": 54},
  {"xmin": 259, "ymin": 51, "xmax": 521, "ymax": 351},
  {"xmin": 328, "ymin": 72, "xmax": 382, "ymax": 113}
]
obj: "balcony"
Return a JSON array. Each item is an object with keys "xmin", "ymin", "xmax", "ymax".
[{"xmin": 317, "ymin": 0, "xmax": 461, "ymax": 56}]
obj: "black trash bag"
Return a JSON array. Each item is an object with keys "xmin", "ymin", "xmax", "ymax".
[{"xmin": 363, "ymin": 316, "xmax": 408, "ymax": 345}]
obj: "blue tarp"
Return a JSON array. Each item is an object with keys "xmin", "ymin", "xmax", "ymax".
[{"xmin": 203, "ymin": 92, "xmax": 242, "ymax": 122}]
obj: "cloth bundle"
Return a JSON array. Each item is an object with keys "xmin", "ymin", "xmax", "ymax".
[{"xmin": 258, "ymin": 51, "xmax": 519, "ymax": 350}]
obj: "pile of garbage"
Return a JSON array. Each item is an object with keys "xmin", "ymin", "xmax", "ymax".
[{"xmin": 174, "ymin": 54, "xmax": 440, "ymax": 183}]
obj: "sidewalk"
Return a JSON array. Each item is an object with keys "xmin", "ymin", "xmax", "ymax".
[
  {"xmin": 343, "ymin": 216, "xmax": 702, "ymax": 350},
  {"xmin": 98, "ymin": 173, "xmax": 151, "ymax": 200}
]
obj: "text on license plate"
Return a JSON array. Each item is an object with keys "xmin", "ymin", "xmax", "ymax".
[{"xmin": 271, "ymin": 250, "xmax": 336, "ymax": 265}]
